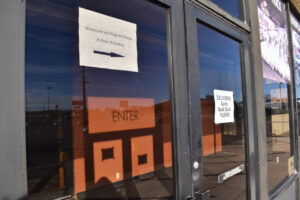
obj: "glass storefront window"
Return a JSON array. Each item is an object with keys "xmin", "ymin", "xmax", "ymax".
[
  {"xmin": 264, "ymin": 80, "xmax": 292, "ymax": 190},
  {"xmin": 197, "ymin": 23, "xmax": 246, "ymax": 199},
  {"xmin": 25, "ymin": 0, "xmax": 173, "ymax": 199},
  {"xmin": 209, "ymin": 0, "xmax": 243, "ymax": 19},
  {"xmin": 257, "ymin": 0, "xmax": 294, "ymax": 192},
  {"xmin": 290, "ymin": 11, "xmax": 300, "ymax": 184}
]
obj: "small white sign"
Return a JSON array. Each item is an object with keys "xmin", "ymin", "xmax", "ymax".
[
  {"xmin": 79, "ymin": 7, "xmax": 138, "ymax": 72},
  {"xmin": 214, "ymin": 89, "xmax": 234, "ymax": 124}
]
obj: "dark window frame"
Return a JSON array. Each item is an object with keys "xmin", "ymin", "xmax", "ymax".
[{"xmin": 188, "ymin": 0, "xmax": 251, "ymax": 32}]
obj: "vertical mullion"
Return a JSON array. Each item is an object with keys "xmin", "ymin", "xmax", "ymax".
[
  {"xmin": 165, "ymin": 0, "xmax": 194, "ymax": 199},
  {"xmin": 242, "ymin": 1, "xmax": 259, "ymax": 200},
  {"xmin": 285, "ymin": 2, "xmax": 300, "ymax": 199},
  {"xmin": 284, "ymin": 0, "xmax": 297, "ymax": 160},
  {"xmin": 184, "ymin": 2, "xmax": 205, "ymax": 193},
  {"xmin": 239, "ymin": 0, "xmax": 246, "ymax": 22},
  {"xmin": 241, "ymin": 39, "xmax": 256, "ymax": 200},
  {"xmin": 244, "ymin": 0, "xmax": 269, "ymax": 199}
]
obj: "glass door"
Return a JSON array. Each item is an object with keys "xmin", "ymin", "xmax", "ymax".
[
  {"xmin": 185, "ymin": 2, "xmax": 250, "ymax": 199},
  {"xmin": 197, "ymin": 22, "xmax": 246, "ymax": 200}
]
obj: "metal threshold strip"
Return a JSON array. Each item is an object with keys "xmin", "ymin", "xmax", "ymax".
[{"xmin": 53, "ymin": 195, "xmax": 72, "ymax": 200}]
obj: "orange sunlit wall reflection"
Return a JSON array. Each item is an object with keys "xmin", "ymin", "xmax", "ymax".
[
  {"xmin": 87, "ymin": 97, "xmax": 155, "ymax": 134},
  {"xmin": 72, "ymin": 97, "xmax": 173, "ymax": 195},
  {"xmin": 131, "ymin": 135, "xmax": 154, "ymax": 177},
  {"xmin": 201, "ymin": 99, "xmax": 222, "ymax": 156},
  {"xmin": 93, "ymin": 140, "xmax": 123, "ymax": 184},
  {"xmin": 161, "ymin": 101, "xmax": 172, "ymax": 168},
  {"xmin": 72, "ymin": 99, "xmax": 86, "ymax": 193}
]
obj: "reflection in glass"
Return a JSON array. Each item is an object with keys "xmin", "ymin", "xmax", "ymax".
[
  {"xmin": 209, "ymin": 0, "xmax": 242, "ymax": 19},
  {"xmin": 264, "ymin": 79, "xmax": 291, "ymax": 191},
  {"xmin": 257, "ymin": 0, "xmax": 290, "ymax": 84},
  {"xmin": 197, "ymin": 23, "xmax": 246, "ymax": 199},
  {"xmin": 291, "ymin": 13, "xmax": 300, "ymax": 87},
  {"xmin": 26, "ymin": 0, "xmax": 173, "ymax": 199},
  {"xmin": 291, "ymin": 12, "xmax": 300, "ymax": 187},
  {"xmin": 257, "ymin": 0, "xmax": 293, "ymax": 192}
]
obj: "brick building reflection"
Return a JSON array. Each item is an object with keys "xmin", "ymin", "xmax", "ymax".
[
  {"xmin": 201, "ymin": 99, "xmax": 222, "ymax": 156},
  {"xmin": 72, "ymin": 97, "xmax": 172, "ymax": 196},
  {"xmin": 201, "ymin": 96, "xmax": 244, "ymax": 156}
]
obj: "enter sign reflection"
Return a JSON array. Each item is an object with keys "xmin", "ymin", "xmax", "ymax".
[{"xmin": 87, "ymin": 97, "xmax": 155, "ymax": 134}]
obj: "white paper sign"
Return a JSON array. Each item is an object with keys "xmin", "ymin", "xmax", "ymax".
[
  {"xmin": 79, "ymin": 7, "xmax": 138, "ymax": 72},
  {"xmin": 214, "ymin": 89, "xmax": 234, "ymax": 124}
]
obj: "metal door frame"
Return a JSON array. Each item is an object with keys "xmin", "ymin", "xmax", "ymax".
[
  {"xmin": 184, "ymin": 1, "xmax": 262, "ymax": 199},
  {"xmin": 154, "ymin": 0, "xmax": 194, "ymax": 199}
]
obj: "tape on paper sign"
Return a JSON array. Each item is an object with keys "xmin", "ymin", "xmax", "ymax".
[
  {"xmin": 288, "ymin": 156, "xmax": 295, "ymax": 176},
  {"xmin": 214, "ymin": 89, "xmax": 234, "ymax": 124},
  {"xmin": 79, "ymin": 7, "xmax": 138, "ymax": 72}
]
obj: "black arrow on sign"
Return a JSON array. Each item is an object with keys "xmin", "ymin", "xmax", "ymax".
[{"xmin": 93, "ymin": 50, "xmax": 124, "ymax": 57}]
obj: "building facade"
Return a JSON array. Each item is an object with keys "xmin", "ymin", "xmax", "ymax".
[{"xmin": 1, "ymin": 0, "xmax": 300, "ymax": 199}]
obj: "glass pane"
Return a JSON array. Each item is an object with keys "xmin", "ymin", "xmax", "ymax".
[
  {"xmin": 264, "ymin": 80, "xmax": 291, "ymax": 190},
  {"xmin": 209, "ymin": 0, "xmax": 242, "ymax": 19},
  {"xmin": 291, "ymin": 11, "xmax": 300, "ymax": 180},
  {"xmin": 257, "ymin": 0, "xmax": 293, "ymax": 192},
  {"xmin": 26, "ymin": 0, "xmax": 173, "ymax": 199},
  {"xmin": 197, "ymin": 23, "xmax": 246, "ymax": 199}
]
